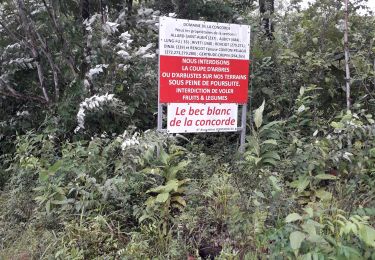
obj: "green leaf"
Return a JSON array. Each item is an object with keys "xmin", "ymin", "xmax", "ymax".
[
  {"xmin": 342, "ymin": 111, "xmax": 352, "ymax": 122},
  {"xmin": 34, "ymin": 195, "xmax": 47, "ymax": 204},
  {"xmin": 331, "ymin": 121, "xmax": 344, "ymax": 129},
  {"xmin": 342, "ymin": 222, "xmax": 358, "ymax": 235},
  {"xmin": 147, "ymin": 185, "xmax": 165, "ymax": 194},
  {"xmin": 142, "ymin": 167, "xmax": 161, "ymax": 175},
  {"xmin": 290, "ymin": 175, "xmax": 310, "ymax": 193},
  {"xmin": 178, "ymin": 178, "xmax": 190, "ymax": 186},
  {"xmin": 254, "ymin": 100, "xmax": 265, "ymax": 129},
  {"xmin": 55, "ymin": 187, "xmax": 65, "ymax": 195},
  {"xmin": 369, "ymin": 148, "xmax": 375, "ymax": 158},
  {"xmin": 250, "ymin": 155, "xmax": 260, "ymax": 164},
  {"xmin": 164, "ymin": 179, "xmax": 179, "ymax": 192},
  {"xmin": 171, "ymin": 203, "xmax": 185, "ymax": 211},
  {"xmin": 290, "ymin": 231, "xmax": 306, "ymax": 251},
  {"xmin": 260, "ymin": 120, "xmax": 282, "ymax": 132},
  {"xmin": 262, "ymin": 151, "xmax": 280, "ymax": 161},
  {"xmin": 48, "ymin": 160, "xmax": 62, "ymax": 174},
  {"xmin": 39, "ymin": 170, "xmax": 49, "ymax": 182},
  {"xmin": 144, "ymin": 146, "xmax": 155, "ymax": 162},
  {"xmin": 301, "ymin": 253, "xmax": 312, "ymax": 260},
  {"xmin": 176, "ymin": 187, "xmax": 187, "ymax": 193},
  {"xmin": 262, "ymin": 139, "xmax": 278, "ymax": 145},
  {"xmin": 171, "ymin": 196, "xmax": 187, "ymax": 207},
  {"xmin": 148, "ymin": 179, "xmax": 179, "ymax": 194},
  {"xmin": 168, "ymin": 160, "xmax": 190, "ymax": 179},
  {"xmin": 315, "ymin": 174, "xmax": 338, "ymax": 180},
  {"xmin": 269, "ymin": 176, "xmax": 281, "ymax": 192},
  {"xmin": 299, "ymin": 87, "xmax": 305, "ymax": 96},
  {"xmin": 155, "ymin": 192, "xmax": 170, "ymax": 203},
  {"xmin": 290, "ymin": 51, "xmax": 299, "ymax": 58},
  {"xmin": 159, "ymin": 147, "xmax": 169, "ymax": 165},
  {"xmin": 286, "ymin": 213, "xmax": 303, "ymax": 223},
  {"xmin": 302, "ymin": 220, "xmax": 317, "ymax": 236},
  {"xmin": 139, "ymin": 214, "xmax": 151, "ymax": 223},
  {"xmin": 261, "ymin": 87, "xmax": 274, "ymax": 96},
  {"xmin": 51, "ymin": 198, "xmax": 68, "ymax": 205},
  {"xmin": 297, "ymin": 104, "xmax": 306, "ymax": 114},
  {"xmin": 304, "ymin": 207, "xmax": 314, "ymax": 218},
  {"xmin": 358, "ymin": 224, "xmax": 375, "ymax": 247},
  {"xmin": 162, "ymin": 222, "xmax": 167, "ymax": 236},
  {"xmin": 45, "ymin": 200, "xmax": 51, "ymax": 214},
  {"xmin": 145, "ymin": 197, "xmax": 156, "ymax": 207},
  {"xmin": 307, "ymin": 234, "xmax": 327, "ymax": 244},
  {"xmin": 254, "ymin": 191, "xmax": 266, "ymax": 198},
  {"xmin": 315, "ymin": 189, "xmax": 332, "ymax": 201},
  {"xmin": 262, "ymin": 158, "xmax": 277, "ymax": 166}
]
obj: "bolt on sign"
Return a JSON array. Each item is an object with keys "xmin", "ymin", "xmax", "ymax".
[{"xmin": 158, "ymin": 17, "xmax": 251, "ymax": 134}]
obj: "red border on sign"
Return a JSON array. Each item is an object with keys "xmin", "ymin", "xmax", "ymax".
[{"xmin": 159, "ymin": 56, "xmax": 250, "ymax": 103}]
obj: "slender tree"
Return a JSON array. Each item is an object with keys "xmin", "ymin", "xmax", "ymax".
[
  {"xmin": 344, "ymin": 0, "xmax": 351, "ymax": 111},
  {"xmin": 259, "ymin": 0, "xmax": 274, "ymax": 39}
]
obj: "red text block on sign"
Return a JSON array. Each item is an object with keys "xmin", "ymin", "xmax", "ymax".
[{"xmin": 159, "ymin": 56, "xmax": 250, "ymax": 103}]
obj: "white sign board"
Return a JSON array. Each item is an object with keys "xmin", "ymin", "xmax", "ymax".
[
  {"xmin": 167, "ymin": 103, "xmax": 238, "ymax": 133},
  {"xmin": 159, "ymin": 17, "xmax": 250, "ymax": 60},
  {"xmin": 158, "ymin": 17, "xmax": 250, "ymax": 134}
]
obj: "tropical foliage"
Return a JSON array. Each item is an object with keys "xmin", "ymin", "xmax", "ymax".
[{"xmin": 1, "ymin": 0, "xmax": 375, "ymax": 259}]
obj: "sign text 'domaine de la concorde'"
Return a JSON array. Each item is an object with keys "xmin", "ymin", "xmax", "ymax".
[{"xmin": 158, "ymin": 17, "xmax": 250, "ymax": 133}]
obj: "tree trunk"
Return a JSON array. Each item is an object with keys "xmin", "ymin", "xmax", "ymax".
[
  {"xmin": 15, "ymin": 0, "xmax": 50, "ymax": 103},
  {"xmin": 80, "ymin": 0, "xmax": 94, "ymax": 94},
  {"xmin": 126, "ymin": 0, "xmax": 133, "ymax": 14},
  {"xmin": 344, "ymin": 0, "xmax": 351, "ymax": 111},
  {"xmin": 81, "ymin": 0, "xmax": 90, "ymax": 20},
  {"xmin": 259, "ymin": 0, "xmax": 274, "ymax": 40}
]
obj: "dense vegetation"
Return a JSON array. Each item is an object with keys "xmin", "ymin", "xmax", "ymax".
[{"xmin": 1, "ymin": 0, "xmax": 375, "ymax": 259}]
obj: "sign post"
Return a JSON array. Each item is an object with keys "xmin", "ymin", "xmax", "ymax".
[{"xmin": 158, "ymin": 17, "xmax": 251, "ymax": 149}]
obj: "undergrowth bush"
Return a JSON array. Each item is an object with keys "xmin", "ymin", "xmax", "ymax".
[
  {"xmin": 1, "ymin": 0, "xmax": 375, "ymax": 258},
  {"xmin": 1, "ymin": 95, "xmax": 374, "ymax": 259}
]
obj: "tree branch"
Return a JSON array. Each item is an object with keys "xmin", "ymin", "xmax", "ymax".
[
  {"xmin": 41, "ymin": 0, "xmax": 78, "ymax": 77},
  {"xmin": 14, "ymin": 0, "xmax": 50, "ymax": 103},
  {"xmin": 0, "ymin": 80, "xmax": 48, "ymax": 104}
]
